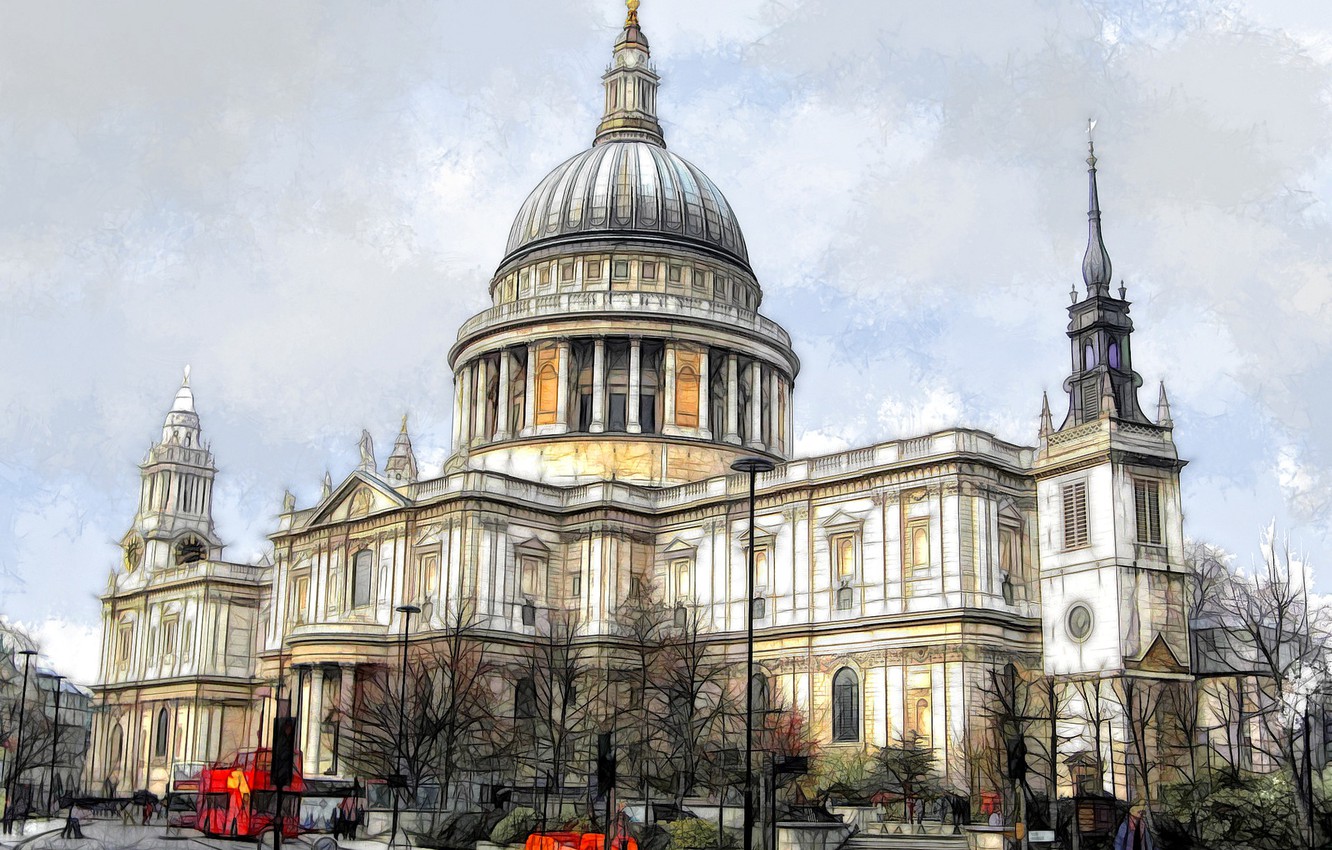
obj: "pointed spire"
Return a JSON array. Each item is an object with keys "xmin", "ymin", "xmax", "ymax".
[
  {"xmin": 594, "ymin": 0, "xmax": 665, "ymax": 147},
  {"xmin": 1099, "ymin": 372, "xmax": 1117, "ymax": 419},
  {"xmin": 171, "ymin": 365, "xmax": 195, "ymax": 413},
  {"xmin": 282, "ymin": 490, "xmax": 296, "ymax": 514},
  {"xmin": 358, "ymin": 429, "xmax": 376, "ymax": 473},
  {"xmin": 1039, "ymin": 392, "xmax": 1054, "ymax": 438},
  {"xmin": 1157, "ymin": 382, "xmax": 1173, "ymax": 428},
  {"xmin": 321, "ymin": 471, "xmax": 333, "ymax": 500},
  {"xmin": 385, "ymin": 414, "xmax": 419, "ymax": 484},
  {"xmin": 1081, "ymin": 126, "xmax": 1112, "ymax": 297}
]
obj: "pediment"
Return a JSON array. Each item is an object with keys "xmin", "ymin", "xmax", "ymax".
[
  {"xmin": 309, "ymin": 471, "xmax": 410, "ymax": 525},
  {"xmin": 1127, "ymin": 633, "xmax": 1187, "ymax": 675},
  {"xmin": 662, "ymin": 536, "xmax": 697, "ymax": 554},
  {"xmin": 737, "ymin": 524, "xmax": 776, "ymax": 545},
  {"xmin": 514, "ymin": 535, "xmax": 551, "ymax": 555},
  {"xmin": 819, "ymin": 509, "xmax": 863, "ymax": 531},
  {"xmin": 998, "ymin": 498, "xmax": 1023, "ymax": 524}
]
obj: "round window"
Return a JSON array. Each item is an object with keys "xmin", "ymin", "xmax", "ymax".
[{"xmin": 1067, "ymin": 604, "xmax": 1093, "ymax": 642}]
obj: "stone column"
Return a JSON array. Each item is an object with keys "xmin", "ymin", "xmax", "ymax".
[
  {"xmin": 457, "ymin": 363, "xmax": 474, "ymax": 449},
  {"xmin": 698, "ymin": 348, "xmax": 712, "ymax": 438},
  {"xmin": 472, "ymin": 358, "xmax": 489, "ymax": 444},
  {"xmin": 336, "ymin": 665, "xmax": 354, "ymax": 775},
  {"xmin": 769, "ymin": 369, "xmax": 781, "ymax": 454},
  {"xmin": 724, "ymin": 353, "xmax": 740, "ymax": 444},
  {"xmin": 591, "ymin": 339, "xmax": 606, "ymax": 433},
  {"xmin": 495, "ymin": 349, "xmax": 511, "ymax": 440},
  {"xmin": 523, "ymin": 342, "xmax": 537, "ymax": 435},
  {"xmin": 451, "ymin": 374, "xmax": 463, "ymax": 451},
  {"xmin": 627, "ymin": 338, "xmax": 642, "ymax": 434},
  {"xmin": 308, "ymin": 667, "xmax": 325, "ymax": 773},
  {"xmin": 748, "ymin": 361, "xmax": 765, "ymax": 449},
  {"xmin": 555, "ymin": 339, "xmax": 571, "ymax": 429},
  {"xmin": 663, "ymin": 344, "xmax": 678, "ymax": 433}
]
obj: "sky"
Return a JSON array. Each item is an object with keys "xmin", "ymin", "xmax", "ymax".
[{"xmin": 1, "ymin": 0, "xmax": 1330, "ymax": 685}]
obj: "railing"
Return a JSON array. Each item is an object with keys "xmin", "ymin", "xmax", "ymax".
[{"xmin": 456, "ymin": 290, "xmax": 793, "ymax": 348}]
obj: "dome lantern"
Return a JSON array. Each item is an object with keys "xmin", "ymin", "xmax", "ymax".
[{"xmin": 594, "ymin": 0, "xmax": 665, "ymax": 148}]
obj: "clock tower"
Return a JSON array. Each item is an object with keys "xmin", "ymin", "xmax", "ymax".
[{"xmin": 120, "ymin": 367, "xmax": 223, "ymax": 576}]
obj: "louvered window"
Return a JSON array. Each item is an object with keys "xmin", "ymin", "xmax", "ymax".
[
  {"xmin": 1134, "ymin": 479, "xmax": 1163, "ymax": 545},
  {"xmin": 1080, "ymin": 379, "xmax": 1099, "ymax": 419},
  {"xmin": 1062, "ymin": 481, "xmax": 1089, "ymax": 550}
]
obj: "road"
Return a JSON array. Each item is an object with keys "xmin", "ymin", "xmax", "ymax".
[{"xmin": 15, "ymin": 822, "xmax": 342, "ymax": 850}]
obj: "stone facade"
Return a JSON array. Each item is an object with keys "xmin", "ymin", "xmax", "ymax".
[{"xmin": 86, "ymin": 5, "xmax": 1192, "ymax": 808}]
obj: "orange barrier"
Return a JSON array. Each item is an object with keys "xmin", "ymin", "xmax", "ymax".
[{"xmin": 526, "ymin": 832, "xmax": 636, "ymax": 850}]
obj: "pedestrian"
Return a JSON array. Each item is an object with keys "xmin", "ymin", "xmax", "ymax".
[
  {"xmin": 142, "ymin": 800, "xmax": 152, "ymax": 825},
  {"xmin": 2, "ymin": 800, "xmax": 12, "ymax": 835},
  {"xmin": 60, "ymin": 811, "xmax": 83, "ymax": 840},
  {"xmin": 331, "ymin": 807, "xmax": 342, "ymax": 839}
]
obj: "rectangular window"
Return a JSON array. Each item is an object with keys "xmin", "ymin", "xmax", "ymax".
[
  {"xmin": 905, "ymin": 519, "xmax": 930, "ymax": 575},
  {"xmin": 833, "ymin": 534, "xmax": 856, "ymax": 582},
  {"xmin": 613, "ymin": 260, "xmax": 630, "ymax": 279},
  {"xmin": 161, "ymin": 618, "xmax": 178, "ymax": 656},
  {"xmin": 290, "ymin": 575, "xmax": 310, "ymax": 624},
  {"xmin": 672, "ymin": 558, "xmax": 690, "ymax": 599},
  {"xmin": 1134, "ymin": 478, "xmax": 1163, "ymax": 545},
  {"xmin": 642, "ymin": 261, "xmax": 657, "ymax": 280},
  {"xmin": 539, "ymin": 265, "xmax": 551, "ymax": 285},
  {"xmin": 352, "ymin": 550, "xmax": 374, "ymax": 608},
  {"xmin": 1062, "ymin": 481, "xmax": 1090, "ymax": 549},
  {"xmin": 751, "ymin": 544, "xmax": 771, "ymax": 589},
  {"xmin": 116, "ymin": 625, "xmax": 133, "ymax": 665},
  {"xmin": 668, "ymin": 264, "xmax": 682, "ymax": 283},
  {"xmin": 560, "ymin": 262, "xmax": 575, "ymax": 282},
  {"xmin": 519, "ymin": 556, "xmax": 540, "ymax": 597},
  {"xmin": 571, "ymin": 573, "xmax": 582, "ymax": 596},
  {"xmin": 586, "ymin": 260, "xmax": 601, "ymax": 280}
]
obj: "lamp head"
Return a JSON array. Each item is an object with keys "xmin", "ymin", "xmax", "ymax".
[
  {"xmin": 730, "ymin": 457, "xmax": 776, "ymax": 475},
  {"xmin": 395, "ymin": 605, "xmax": 421, "ymax": 615}
]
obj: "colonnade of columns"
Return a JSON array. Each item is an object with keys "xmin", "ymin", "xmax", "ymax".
[
  {"xmin": 293, "ymin": 662, "xmax": 356, "ymax": 777},
  {"xmin": 452, "ymin": 336, "xmax": 792, "ymax": 457}
]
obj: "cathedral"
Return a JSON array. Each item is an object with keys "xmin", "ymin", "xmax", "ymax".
[{"xmin": 87, "ymin": 2, "xmax": 1191, "ymax": 814}]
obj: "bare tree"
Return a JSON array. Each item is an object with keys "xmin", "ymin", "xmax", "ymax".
[
  {"xmin": 514, "ymin": 609, "xmax": 604, "ymax": 829},
  {"xmin": 654, "ymin": 604, "xmax": 733, "ymax": 806},
  {"xmin": 1197, "ymin": 535, "xmax": 1326, "ymax": 847},
  {"xmin": 342, "ymin": 605, "xmax": 502, "ymax": 815},
  {"xmin": 1108, "ymin": 675, "xmax": 1167, "ymax": 816},
  {"xmin": 612, "ymin": 576, "xmax": 670, "ymax": 815}
]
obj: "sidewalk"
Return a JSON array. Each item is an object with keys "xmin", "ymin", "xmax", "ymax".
[{"xmin": 0, "ymin": 818, "xmax": 60, "ymax": 849}]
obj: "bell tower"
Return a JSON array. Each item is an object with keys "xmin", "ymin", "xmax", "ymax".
[
  {"xmin": 121, "ymin": 367, "xmax": 223, "ymax": 574},
  {"xmin": 1034, "ymin": 139, "xmax": 1191, "ymax": 682}
]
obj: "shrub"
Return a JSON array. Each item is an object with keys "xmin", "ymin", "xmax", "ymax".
[
  {"xmin": 490, "ymin": 806, "xmax": 540, "ymax": 846},
  {"xmin": 663, "ymin": 818, "xmax": 722, "ymax": 850}
]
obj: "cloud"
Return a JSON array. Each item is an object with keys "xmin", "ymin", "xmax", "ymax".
[{"xmin": 0, "ymin": 0, "xmax": 1331, "ymax": 636}]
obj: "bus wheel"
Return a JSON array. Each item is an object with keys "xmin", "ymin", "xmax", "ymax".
[{"xmin": 312, "ymin": 837, "xmax": 338, "ymax": 850}]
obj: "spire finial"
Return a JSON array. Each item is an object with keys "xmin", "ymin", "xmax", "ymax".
[
  {"xmin": 1039, "ymin": 391, "xmax": 1054, "ymax": 438},
  {"xmin": 626, "ymin": 0, "xmax": 639, "ymax": 26},
  {"xmin": 182, "ymin": 365, "xmax": 191, "ymax": 387},
  {"xmin": 1157, "ymin": 381, "xmax": 1174, "ymax": 428},
  {"xmin": 400, "ymin": 413, "xmax": 409, "ymax": 433},
  {"xmin": 1081, "ymin": 121, "xmax": 1112, "ymax": 296}
]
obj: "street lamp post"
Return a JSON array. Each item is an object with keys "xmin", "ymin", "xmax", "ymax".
[
  {"xmin": 389, "ymin": 604, "xmax": 420, "ymax": 850},
  {"xmin": 731, "ymin": 457, "xmax": 775, "ymax": 850},
  {"xmin": 47, "ymin": 675, "xmax": 63, "ymax": 815},
  {"xmin": 6, "ymin": 649, "xmax": 37, "ymax": 824}
]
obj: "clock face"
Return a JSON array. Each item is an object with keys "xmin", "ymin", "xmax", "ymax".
[
  {"xmin": 1067, "ymin": 604, "xmax": 1093, "ymax": 642},
  {"xmin": 124, "ymin": 536, "xmax": 144, "ymax": 572}
]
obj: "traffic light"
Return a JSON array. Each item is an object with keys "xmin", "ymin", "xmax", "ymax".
[
  {"xmin": 272, "ymin": 717, "xmax": 297, "ymax": 788},
  {"xmin": 596, "ymin": 732, "xmax": 616, "ymax": 796}
]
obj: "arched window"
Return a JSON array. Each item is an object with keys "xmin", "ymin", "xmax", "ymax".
[
  {"xmin": 155, "ymin": 707, "xmax": 170, "ymax": 758},
  {"xmin": 831, "ymin": 668, "xmax": 859, "ymax": 742},
  {"xmin": 750, "ymin": 672, "xmax": 769, "ymax": 718},
  {"xmin": 677, "ymin": 365, "xmax": 700, "ymax": 428},
  {"xmin": 351, "ymin": 549, "xmax": 373, "ymax": 608},
  {"xmin": 1108, "ymin": 340, "xmax": 1121, "ymax": 370},
  {"xmin": 515, "ymin": 677, "xmax": 537, "ymax": 720}
]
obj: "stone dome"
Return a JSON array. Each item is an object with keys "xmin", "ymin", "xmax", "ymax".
[{"xmin": 502, "ymin": 141, "xmax": 750, "ymax": 270}]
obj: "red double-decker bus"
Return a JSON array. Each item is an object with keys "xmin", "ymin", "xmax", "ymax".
[{"xmin": 196, "ymin": 748, "xmax": 305, "ymax": 840}]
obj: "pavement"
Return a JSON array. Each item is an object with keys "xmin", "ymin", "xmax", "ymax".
[{"xmin": 0, "ymin": 820, "xmax": 397, "ymax": 850}]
